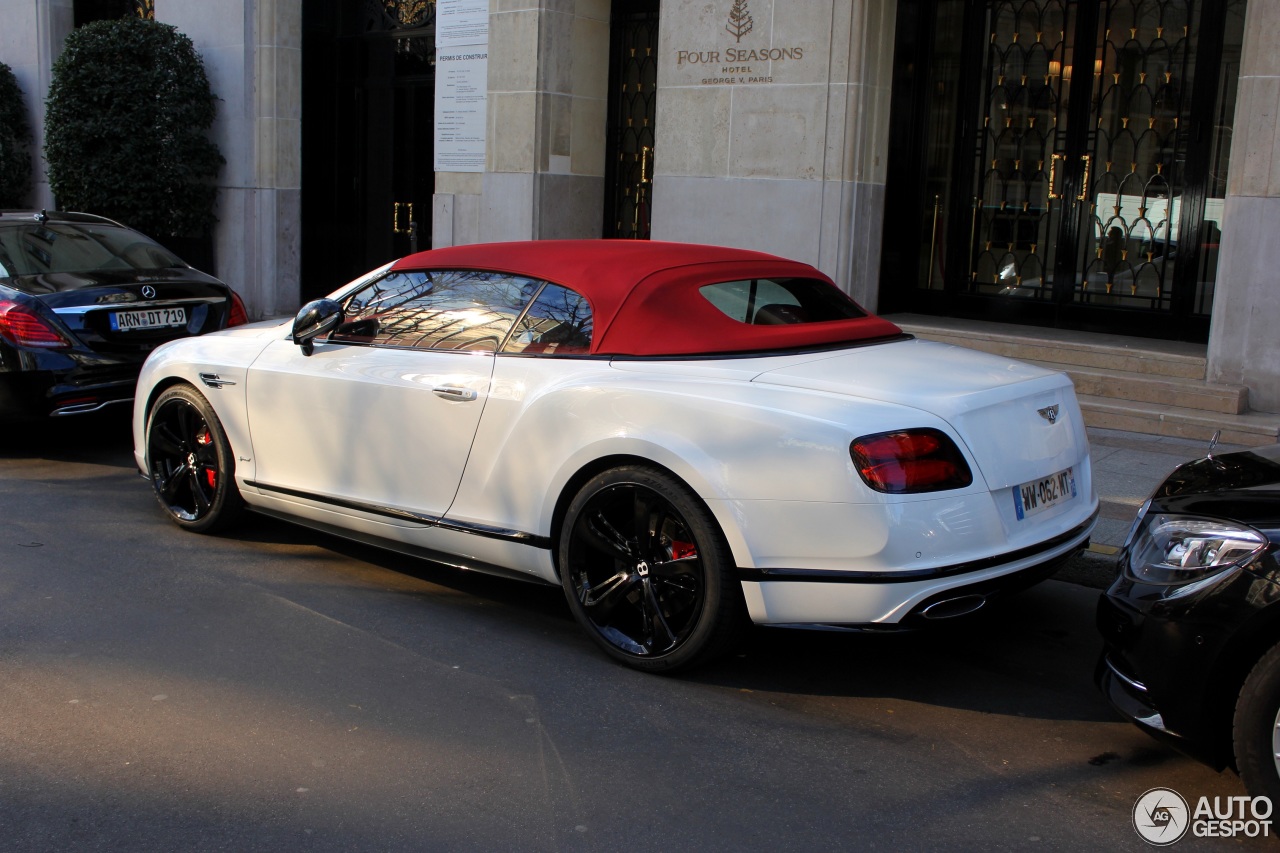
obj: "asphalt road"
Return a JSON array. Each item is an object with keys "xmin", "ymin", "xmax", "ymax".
[{"xmin": 0, "ymin": 412, "xmax": 1268, "ymax": 851}]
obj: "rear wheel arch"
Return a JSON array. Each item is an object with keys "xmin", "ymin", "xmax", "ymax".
[
  {"xmin": 555, "ymin": 462, "xmax": 749, "ymax": 671},
  {"xmin": 547, "ymin": 451, "xmax": 755, "ymax": 580},
  {"xmin": 550, "ymin": 455, "xmax": 681, "ymax": 579}
]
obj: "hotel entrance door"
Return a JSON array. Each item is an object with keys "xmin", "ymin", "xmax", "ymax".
[
  {"xmin": 881, "ymin": 0, "xmax": 1246, "ymax": 341},
  {"xmin": 302, "ymin": 0, "xmax": 436, "ymax": 300},
  {"xmin": 604, "ymin": 0, "xmax": 659, "ymax": 240}
]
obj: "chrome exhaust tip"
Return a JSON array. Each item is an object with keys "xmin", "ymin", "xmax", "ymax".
[{"xmin": 919, "ymin": 594, "xmax": 987, "ymax": 620}]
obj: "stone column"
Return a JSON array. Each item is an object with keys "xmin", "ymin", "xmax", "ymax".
[
  {"xmin": 1207, "ymin": 1, "xmax": 1280, "ymax": 413},
  {"xmin": 651, "ymin": 0, "xmax": 895, "ymax": 307},
  {"xmin": 436, "ymin": 0, "xmax": 609, "ymax": 246},
  {"xmin": 158, "ymin": 0, "xmax": 302, "ymax": 319},
  {"xmin": 0, "ymin": 0, "xmax": 74, "ymax": 209}
]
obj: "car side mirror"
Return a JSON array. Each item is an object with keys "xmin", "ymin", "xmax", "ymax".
[{"xmin": 292, "ymin": 298, "xmax": 343, "ymax": 356}]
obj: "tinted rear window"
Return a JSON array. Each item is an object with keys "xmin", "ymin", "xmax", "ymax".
[
  {"xmin": 699, "ymin": 278, "xmax": 865, "ymax": 325},
  {"xmin": 0, "ymin": 222, "xmax": 182, "ymax": 277}
]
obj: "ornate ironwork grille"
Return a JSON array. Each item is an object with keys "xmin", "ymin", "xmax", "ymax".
[
  {"xmin": 885, "ymin": 0, "xmax": 1244, "ymax": 340},
  {"xmin": 605, "ymin": 2, "xmax": 659, "ymax": 240},
  {"xmin": 967, "ymin": 3, "xmax": 1074, "ymax": 296},
  {"xmin": 969, "ymin": 0, "xmax": 1201, "ymax": 311},
  {"xmin": 362, "ymin": 0, "xmax": 438, "ymax": 75}
]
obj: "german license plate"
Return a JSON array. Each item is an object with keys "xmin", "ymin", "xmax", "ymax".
[
  {"xmin": 1013, "ymin": 467, "xmax": 1077, "ymax": 520},
  {"xmin": 110, "ymin": 307, "xmax": 187, "ymax": 331}
]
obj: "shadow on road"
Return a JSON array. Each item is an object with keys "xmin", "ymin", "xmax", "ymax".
[
  {"xmin": 0, "ymin": 409, "xmax": 135, "ymax": 466},
  {"xmin": 1, "ymin": 406, "xmax": 1144, "ymax": 730}
]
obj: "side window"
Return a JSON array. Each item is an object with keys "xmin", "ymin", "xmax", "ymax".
[
  {"xmin": 699, "ymin": 278, "xmax": 865, "ymax": 325},
  {"xmin": 502, "ymin": 283, "xmax": 593, "ymax": 354},
  {"xmin": 331, "ymin": 269, "xmax": 534, "ymax": 352}
]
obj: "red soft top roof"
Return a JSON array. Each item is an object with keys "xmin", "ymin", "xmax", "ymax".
[{"xmin": 391, "ymin": 240, "xmax": 902, "ymax": 356}]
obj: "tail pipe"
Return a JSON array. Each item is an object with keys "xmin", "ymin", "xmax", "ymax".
[{"xmin": 918, "ymin": 594, "xmax": 987, "ymax": 620}]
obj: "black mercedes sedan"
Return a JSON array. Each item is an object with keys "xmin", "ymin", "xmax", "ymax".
[
  {"xmin": 1097, "ymin": 441, "xmax": 1280, "ymax": 802},
  {"xmin": 0, "ymin": 210, "xmax": 246, "ymax": 421}
]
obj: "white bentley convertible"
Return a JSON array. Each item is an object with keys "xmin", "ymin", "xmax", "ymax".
[{"xmin": 133, "ymin": 241, "xmax": 1098, "ymax": 671}]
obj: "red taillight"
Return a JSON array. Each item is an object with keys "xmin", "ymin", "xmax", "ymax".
[
  {"xmin": 0, "ymin": 300, "xmax": 71, "ymax": 349},
  {"xmin": 850, "ymin": 428, "xmax": 973, "ymax": 494},
  {"xmin": 227, "ymin": 291, "xmax": 249, "ymax": 327}
]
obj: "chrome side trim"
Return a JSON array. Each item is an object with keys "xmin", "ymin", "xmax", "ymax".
[
  {"xmin": 199, "ymin": 372, "xmax": 237, "ymax": 389},
  {"xmin": 1136, "ymin": 711, "xmax": 1169, "ymax": 732},
  {"xmin": 1104, "ymin": 656, "xmax": 1149, "ymax": 693},
  {"xmin": 244, "ymin": 480, "xmax": 552, "ymax": 549},
  {"xmin": 248, "ymin": 505, "xmax": 556, "ymax": 586}
]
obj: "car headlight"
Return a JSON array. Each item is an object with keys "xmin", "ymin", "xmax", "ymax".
[{"xmin": 1126, "ymin": 514, "xmax": 1267, "ymax": 585}]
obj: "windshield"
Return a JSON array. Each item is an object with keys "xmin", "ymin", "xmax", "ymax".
[{"xmin": 0, "ymin": 221, "xmax": 184, "ymax": 278}]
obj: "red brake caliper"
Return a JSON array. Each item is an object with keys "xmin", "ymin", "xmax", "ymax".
[
  {"xmin": 195, "ymin": 428, "xmax": 216, "ymax": 488},
  {"xmin": 670, "ymin": 540, "xmax": 697, "ymax": 560}
]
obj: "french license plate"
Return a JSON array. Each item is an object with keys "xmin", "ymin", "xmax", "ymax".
[
  {"xmin": 1013, "ymin": 467, "xmax": 1077, "ymax": 520},
  {"xmin": 110, "ymin": 307, "xmax": 187, "ymax": 331}
]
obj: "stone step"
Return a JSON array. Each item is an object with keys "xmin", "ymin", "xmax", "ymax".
[
  {"xmin": 1078, "ymin": 395, "xmax": 1280, "ymax": 446},
  {"xmin": 1031, "ymin": 361, "xmax": 1248, "ymax": 415},
  {"xmin": 892, "ymin": 314, "xmax": 1207, "ymax": 380}
]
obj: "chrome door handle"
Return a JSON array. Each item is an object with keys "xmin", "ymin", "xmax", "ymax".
[{"xmin": 432, "ymin": 385, "xmax": 478, "ymax": 402}]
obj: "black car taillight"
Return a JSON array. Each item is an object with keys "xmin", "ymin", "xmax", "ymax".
[
  {"xmin": 227, "ymin": 291, "xmax": 249, "ymax": 327},
  {"xmin": 850, "ymin": 428, "xmax": 973, "ymax": 494},
  {"xmin": 0, "ymin": 300, "xmax": 72, "ymax": 349}
]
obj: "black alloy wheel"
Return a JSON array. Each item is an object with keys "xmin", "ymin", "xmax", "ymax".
[
  {"xmin": 559, "ymin": 466, "xmax": 746, "ymax": 672},
  {"xmin": 146, "ymin": 384, "xmax": 244, "ymax": 534}
]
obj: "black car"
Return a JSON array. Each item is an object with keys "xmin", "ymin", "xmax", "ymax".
[
  {"xmin": 0, "ymin": 210, "xmax": 246, "ymax": 420},
  {"xmin": 1097, "ymin": 442, "xmax": 1280, "ymax": 801}
]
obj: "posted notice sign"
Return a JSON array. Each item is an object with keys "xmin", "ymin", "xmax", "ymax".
[{"xmin": 435, "ymin": 0, "xmax": 489, "ymax": 173}]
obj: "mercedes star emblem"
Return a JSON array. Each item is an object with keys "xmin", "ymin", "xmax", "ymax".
[{"xmin": 141, "ymin": 285, "xmax": 157, "ymax": 299}]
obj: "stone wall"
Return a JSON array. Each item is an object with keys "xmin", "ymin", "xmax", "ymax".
[
  {"xmin": 1208, "ymin": 0, "xmax": 1280, "ymax": 413},
  {"xmin": 435, "ymin": 0, "xmax": 612, "ymax": 247},
  {"xmin": 0, "ymin": 0, "xmax": 72, "ymax": 209},
  {"xmin": 651, "ymin": 0, "xmax": 895, "ymax": 307},
  {"xmin": 0, "ymin": 0, "xmax": 300, "ymax": 319},
  {"xmin": 158, "ymin": 0, "xmax": 302, "ymax": 318},
  {"xmin": 434, "ymin": 0, "xmax": 895, "ymax": 305}
]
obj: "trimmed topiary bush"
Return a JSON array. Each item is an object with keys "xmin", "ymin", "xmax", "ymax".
[
  {"xmin": 0, "ymin": 62, "xmax": 32, "ymax": 208},
  {"xmin": 44, "ymin": 17, "xmax": 223, "ymax": 237}
]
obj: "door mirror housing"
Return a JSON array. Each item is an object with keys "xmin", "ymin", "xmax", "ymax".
[{"xmin": 292, "ymin": 299, "xmax": 344, "ymax": 356}]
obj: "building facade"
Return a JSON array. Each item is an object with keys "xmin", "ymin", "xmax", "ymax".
[{"xmin": 1, "ymin": 0, "xmax": 1277, "ymax": 412}]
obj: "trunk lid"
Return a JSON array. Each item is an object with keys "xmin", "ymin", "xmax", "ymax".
[{"xmin": 751, "ymin": 338, "xmax": 1086, "ymax": 490}]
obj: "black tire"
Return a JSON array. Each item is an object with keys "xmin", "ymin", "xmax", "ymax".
[
  {"xmin": 1233, "ymin": 641, "xmax": 1280, "ymax": 803},
  {"xmin": 145, "ymin": 384, "xmax": 244, "ymax": 534},
  {"xmin": 558, "ymin": 465, "xmax": 747, "ymax": 673}
]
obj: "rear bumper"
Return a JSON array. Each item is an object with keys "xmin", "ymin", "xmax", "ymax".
[
  {"xmin": 0, "ymin": 362, "xmax": 138, "ymax": 419},
  {"xmin": 738, "ymin": 511, "xmax": 1096, "ymax": 625}
]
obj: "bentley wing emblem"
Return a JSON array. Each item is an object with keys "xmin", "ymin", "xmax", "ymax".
[{"xmin": 1038, "ymin": 404, "xmax": 1060, "ymax": 424}]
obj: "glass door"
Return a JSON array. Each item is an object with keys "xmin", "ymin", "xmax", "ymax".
[{"xmin": 881, "ymin": 0, "xmax": 1245, "ymax": 341}]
